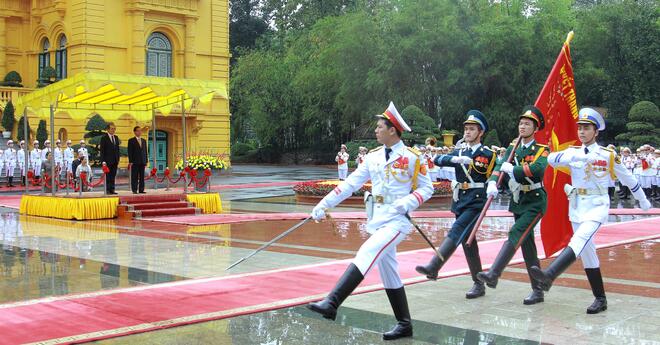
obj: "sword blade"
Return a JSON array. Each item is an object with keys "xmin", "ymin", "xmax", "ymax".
[{"xmin": 225, "ymin": 216, "xmax": 312, "ymax": 271}]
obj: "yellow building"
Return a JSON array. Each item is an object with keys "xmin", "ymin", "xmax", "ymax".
[{"xmin": 0, "ymin": 0, "xmax": 230, "ymax": 169}]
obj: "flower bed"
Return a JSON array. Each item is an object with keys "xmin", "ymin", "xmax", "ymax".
[
  {"xmin": 175, "ymin": 154, "xmax": 230, "ymax": 171},
  {"xmin": 293, "ymin": 180, "xmax": 452, "ymax": 198}
]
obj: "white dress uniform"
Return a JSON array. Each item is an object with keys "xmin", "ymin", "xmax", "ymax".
[
  {"xmin": 355, "ymin": 153, "xmax": 366, "ymax": 168},
  {"xmin": 308, "ymin": 102, "xmax": 433, "ymax": 339},
  {"xmin": 17, "ymin": 146, "xmax": 26, "ymax": 177},
  {"xmin": 336, "ymin": 151, "xmax": 349, "ymax": 180},
  {"xmin": 31, "ymin": 146, "xmax": 42, "ymax": 176},
  {"xmin": 54, "ymin": 146, "xmax": 64, "ymax": 173},
  {"xmin": 548, "ymin": 143, "xmax": 648, "ymax": 267},
  {"xmin": 3, "ymin": 147, "xmax": 17, "ymax": 178},
  {"xmin": 318, "ymin": 140, "xmax": 433, "ymax": 284},
  {"xmin": 64, "ymin": 146, "xmax": 75, "ymax": 174},
  {"xmin": 0, "ymin": 150, "xmax": 4, "ymax": 177},
  {"xmin": 78, "ymin": 146, "xmax": 89, "ymax": 159},
  {"xmin": 639, "ymin": 153, "xmax": 654, "ymax": 189}
]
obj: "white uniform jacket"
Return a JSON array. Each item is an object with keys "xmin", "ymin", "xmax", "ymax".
[
  {"xmin": 319, "ymin": 140, "xmax": 434, "ymax": 234},
  {"xmin": 548, "ymin": 143, "xmax": 644, "ymax": 224}
]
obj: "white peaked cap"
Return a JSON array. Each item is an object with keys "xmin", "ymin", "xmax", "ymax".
[{"xmin": 377, "ymin": 102, "xmax": 411, "ymax": 132}]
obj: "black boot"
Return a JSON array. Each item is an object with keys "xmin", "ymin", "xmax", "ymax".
[
  {"xmin": 21, "ymin": 176, "xmax": 26, "ymax": 186},
  {"xmin": 585, "ymin": 268, "xmax": 607, "ymax": 314},
  {"xmin": 8, "ymin": 176, "xmax": 14, "ymax": 187},
  {"xmin": 307, "ymin": 263, "xmax": 363, "ymax": 321},
  {"xmin": 415, "ymin": 238, "xmax": 456, "ymax": 280},
  {"xmin": 529, "ymin": 247, "xmax": 576, "ymax": 292},
  {"xmin": 477, "ymin": 240, "xmax": 516, "ymax": 288},
  {"xmin": 382, "ymin": 287, "xmax": 413, "ymax": 340},
  {"xmin": 523, "ymin": 258, "xmax": 544, "ymax": 305},
  {"xmin": 608, "ymin": 187, "xmax": 615, "ymax": 200},
  {"xmin": 464, "ymin": 243, "xmax": 485, "ymax": 299}
]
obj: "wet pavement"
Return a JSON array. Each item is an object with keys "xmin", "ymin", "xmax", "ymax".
[{"xmin": 0, "ymin": 164, "xmax": 658, "ymax": 344}]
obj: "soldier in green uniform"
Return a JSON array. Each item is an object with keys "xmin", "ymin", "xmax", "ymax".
[{"xmin": 477, "ymin": 106, "xmax": 548, "ymax": 305}]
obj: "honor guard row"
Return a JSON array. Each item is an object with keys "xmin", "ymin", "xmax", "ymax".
[{"xmin": 307, "ymin": 102, "xmax": 652, "ymax": 340}]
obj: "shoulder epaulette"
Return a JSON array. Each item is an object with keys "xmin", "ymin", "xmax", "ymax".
[
  {"xmin": 601, "ymin": 147, "xmax": 615, "ymax": 153},
  {"xmin": 569, "ymin": 145, "xmax": 582, "ymax": 149},
  {"xmin": 369, "ymin": 147, "xmax": 383, "ymax": 153},
  {"xmin": 481, "ymin": 146, "xmax": 494, "ymax": 152},
  {"xmin": 407, "ymin": 147, "xmax": 421, "ymax": 156},
  {"xmin": 536, "ymin": 144, "xmax": 548, "ymax": 148}
]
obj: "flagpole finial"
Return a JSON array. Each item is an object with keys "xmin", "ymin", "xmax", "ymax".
[{"xmin": 565, "ymin": 31, "xmax": 574, "ymax": 45}]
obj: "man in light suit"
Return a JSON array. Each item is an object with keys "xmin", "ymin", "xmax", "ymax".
[
  {"xmin": 127, "ymin": 126, "xmax": 148, "ymax": 194},
  {"xmin": 99, "ymin": 122, "xmax": 120, "ymax": 194}
]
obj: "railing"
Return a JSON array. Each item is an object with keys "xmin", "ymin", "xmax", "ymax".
[{"xmin": 0, "ymin": 86, "xmax": 33, "ymax": 107}]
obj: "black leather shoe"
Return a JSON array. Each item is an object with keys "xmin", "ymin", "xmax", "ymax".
[
  {"xmin": 465, "ymin": 281, "xmax": 485, "ymax": 299},
  {"xmin": 415, "ymin": 239, "xmax": 455, "ymax": 280},
  {"xmin": 586, "ymin": 297, "xmax": 607, "ymax": 314},
  {"xmin": 383, "ymin": 287, "xmax": 413, "ymax": 341},
  {"xmin": 307, "ymin": 264, "xmax": 363, "ymax": 321},
  {"xmin": 523, "ymin": 289, "xmax": 544, "ymax": 305}
]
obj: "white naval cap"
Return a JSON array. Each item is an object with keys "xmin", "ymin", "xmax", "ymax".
[{"xmin": 577, "ymin": 108, "xmax": 605, "ymax": 131}]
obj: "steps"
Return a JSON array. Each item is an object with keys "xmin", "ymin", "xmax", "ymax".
[{"xmin": 117, "ymin": 193, "xmax": 201, "ymax": 219}]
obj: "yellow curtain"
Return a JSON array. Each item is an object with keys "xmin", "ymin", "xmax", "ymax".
[
  {"xmin": 20, "ymin": 195, "xmax": 120, "ymax": 220},
  {"xmin": 186, "ymin": 193, "xmax": 222, "ymax": 214}
]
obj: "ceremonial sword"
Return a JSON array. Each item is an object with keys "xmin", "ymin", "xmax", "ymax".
[
  {"xmin": 225, "ymin": 216, "xmax": 313, "ymax": 270},
  {"xmin": 405, "ymin": 213, "xmax": 445, "ymax": 262}
]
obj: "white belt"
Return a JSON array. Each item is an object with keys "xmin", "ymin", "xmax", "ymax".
[
  {"xmin": 452, "ymin": 181, "xmax": 485, "ymax": 190},
  {"xmin": 519, "ymin": 182, "xmax": 544, "ymax": 193},
  {"xmin": 373, "ymin": 194, "xmax": 407, "ymax": 204},
  {"xmin": 573, "ymin": 188, "xmax": 607, "ymax": 196}
]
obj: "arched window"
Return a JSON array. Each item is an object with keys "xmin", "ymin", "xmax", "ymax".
[
  {"xmin": 38, "ymin": 38, "xmax": 50, "ymax": 79},
  {"xmin": 55, "ymin": 35, "xmax": 67, "ymax": 79},
  {"xmin": 145, "ymin": 32, "xmax": 172, "ymax": 77}
]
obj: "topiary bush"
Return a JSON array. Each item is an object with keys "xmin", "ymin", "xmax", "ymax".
[
  {"xmin": 2, "ymin": 71, "xmax": 23, "ymax": 87},
  {"xmin": 2, "ymin": 101, "xmax": 15, "ymax": 134}
]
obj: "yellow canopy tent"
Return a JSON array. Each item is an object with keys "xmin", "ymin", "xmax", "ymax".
[{"xmin": 14, "ymin": 71, "xmax": 228, "ymax": 196}]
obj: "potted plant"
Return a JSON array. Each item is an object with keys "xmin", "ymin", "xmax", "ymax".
[
  {"xmin": 37, "ymin": 66, "xmax": 57, "ymax": 87},
  {"xmin": 441, "ymin": 129, "xmax": 458, "ymax": 146},
  {"xmin": 2, "ymin": 71, "xmax": 23, "ymax": 87},
  {"xmin": 2, "ymin": 101, "xmax": 15, "ymax": 139}
]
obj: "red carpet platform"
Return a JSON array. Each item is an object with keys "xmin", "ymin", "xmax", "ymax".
[
  {"xmin": 0, "ymin": 217, "xmax": 657, "ymax": 345},
  {"xmin": 145, "ymin": 208, "xmax": 660, "ymax": 225}
]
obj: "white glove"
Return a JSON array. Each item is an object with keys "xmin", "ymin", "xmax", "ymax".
[
  {"xmin": 639, "ymin": 198, "xmax": 652, "ymax": 211},
  {"xmin": 391, "ymin": 199, "xmax": 408, "ymax": 215},
  {"xmin": 486, "ymin": 181, "xmax": 498, "ymax": 199},
  {"xmin": 501, "ymin": 162, "xmax": 514, "ymax": 175},
  {"xmin": 450, "ymin": 156, "xmax": 473, "ymax": 165},
  {"xmin": 311, "ymin": 205, "xmax": 326, "ymax": 221}
]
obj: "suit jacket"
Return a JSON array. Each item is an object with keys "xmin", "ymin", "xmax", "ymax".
[
  {"xmin": 99, "ymin": 133, "xmax": 120, "ymax": 165},
  {"xmin": 128, "ymin": 137, "xmax": 148, "ymax": 165}
]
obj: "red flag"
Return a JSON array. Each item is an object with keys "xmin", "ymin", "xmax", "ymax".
[{"xmin": 533, "ymin": 32, "xmax": 579, "ymax": 258}]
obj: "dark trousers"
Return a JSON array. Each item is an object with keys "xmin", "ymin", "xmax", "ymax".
[
  {"xmin": 447, "ymin": 207, "xmax": 483, "ymax": 282},
  {"xmin": 131, "ymin": 164, "xmax": 145, "ymax": 193},
  {"xmin": 105, "ymin": 163, "xmax": 118, "ymax": 193}
]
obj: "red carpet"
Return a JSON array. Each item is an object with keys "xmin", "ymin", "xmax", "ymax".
[
  {"xmin": 211, "ymin": 181, "xmax": 299, "ymax": 190},
  {"xmin": 0, "ymin": 217, "xmax": 657, "ymax": 345},
  {"xmin": 146, "ymin": 208, "xmax": 660, "ymax": 225},
  {"xmin": 0, "ymin": 195, "xmax": 22, "ymax": 209}
]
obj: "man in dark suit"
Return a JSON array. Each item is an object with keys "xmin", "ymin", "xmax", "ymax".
[
  {"xmin": 99, "ymin": 122, "xmax": 120, "ymax": 194},
  {"xmin": 127, "ymin": 126, "xmax": 148, "ymax": 194}
]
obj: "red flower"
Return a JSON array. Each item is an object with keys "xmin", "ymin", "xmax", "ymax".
[
  {"xmin": 184, "ymin": 166, "xmax": 191, "ymax": 172},
  {"xmin": 204, "ymin": 169, "xmax": 212, "ymax": 177}
]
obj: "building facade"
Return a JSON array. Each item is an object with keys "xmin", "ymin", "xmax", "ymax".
[{"xmin": 0, "ymin": 0, "xmax": 230, "ymax": 168}]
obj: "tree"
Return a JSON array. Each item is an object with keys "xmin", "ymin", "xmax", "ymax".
[
  {"xmin": 38, "ymin": 66, "xmax": 57, "ymax": 87},
  {"xmin": 400, "ymin": 105, "xmax": 438, "ymax": 146},
  {"xmin": 483, "ymin": 129, "xmax": 502, "ymax": 147},
  {"xmin": 615, "ymin": 101, "xmax": 660, "ymax": 147},
  {"xmin": 16, "ymin": 115, "xmax": 32, "ymax": 142},
  {"xmin": 84, "ymin": 114, "xmax": 108, "ymax": 165},
  {"xmin": 36, "ymin": 120, "xmax": 48, "ymax": 147},
  {"xmin": 2, "ymin": 101, "xmax": 15, "ymax": 135},
  {"xmin": 230, "ymin": 0, "xmax": 269, "ymax": 65}
]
